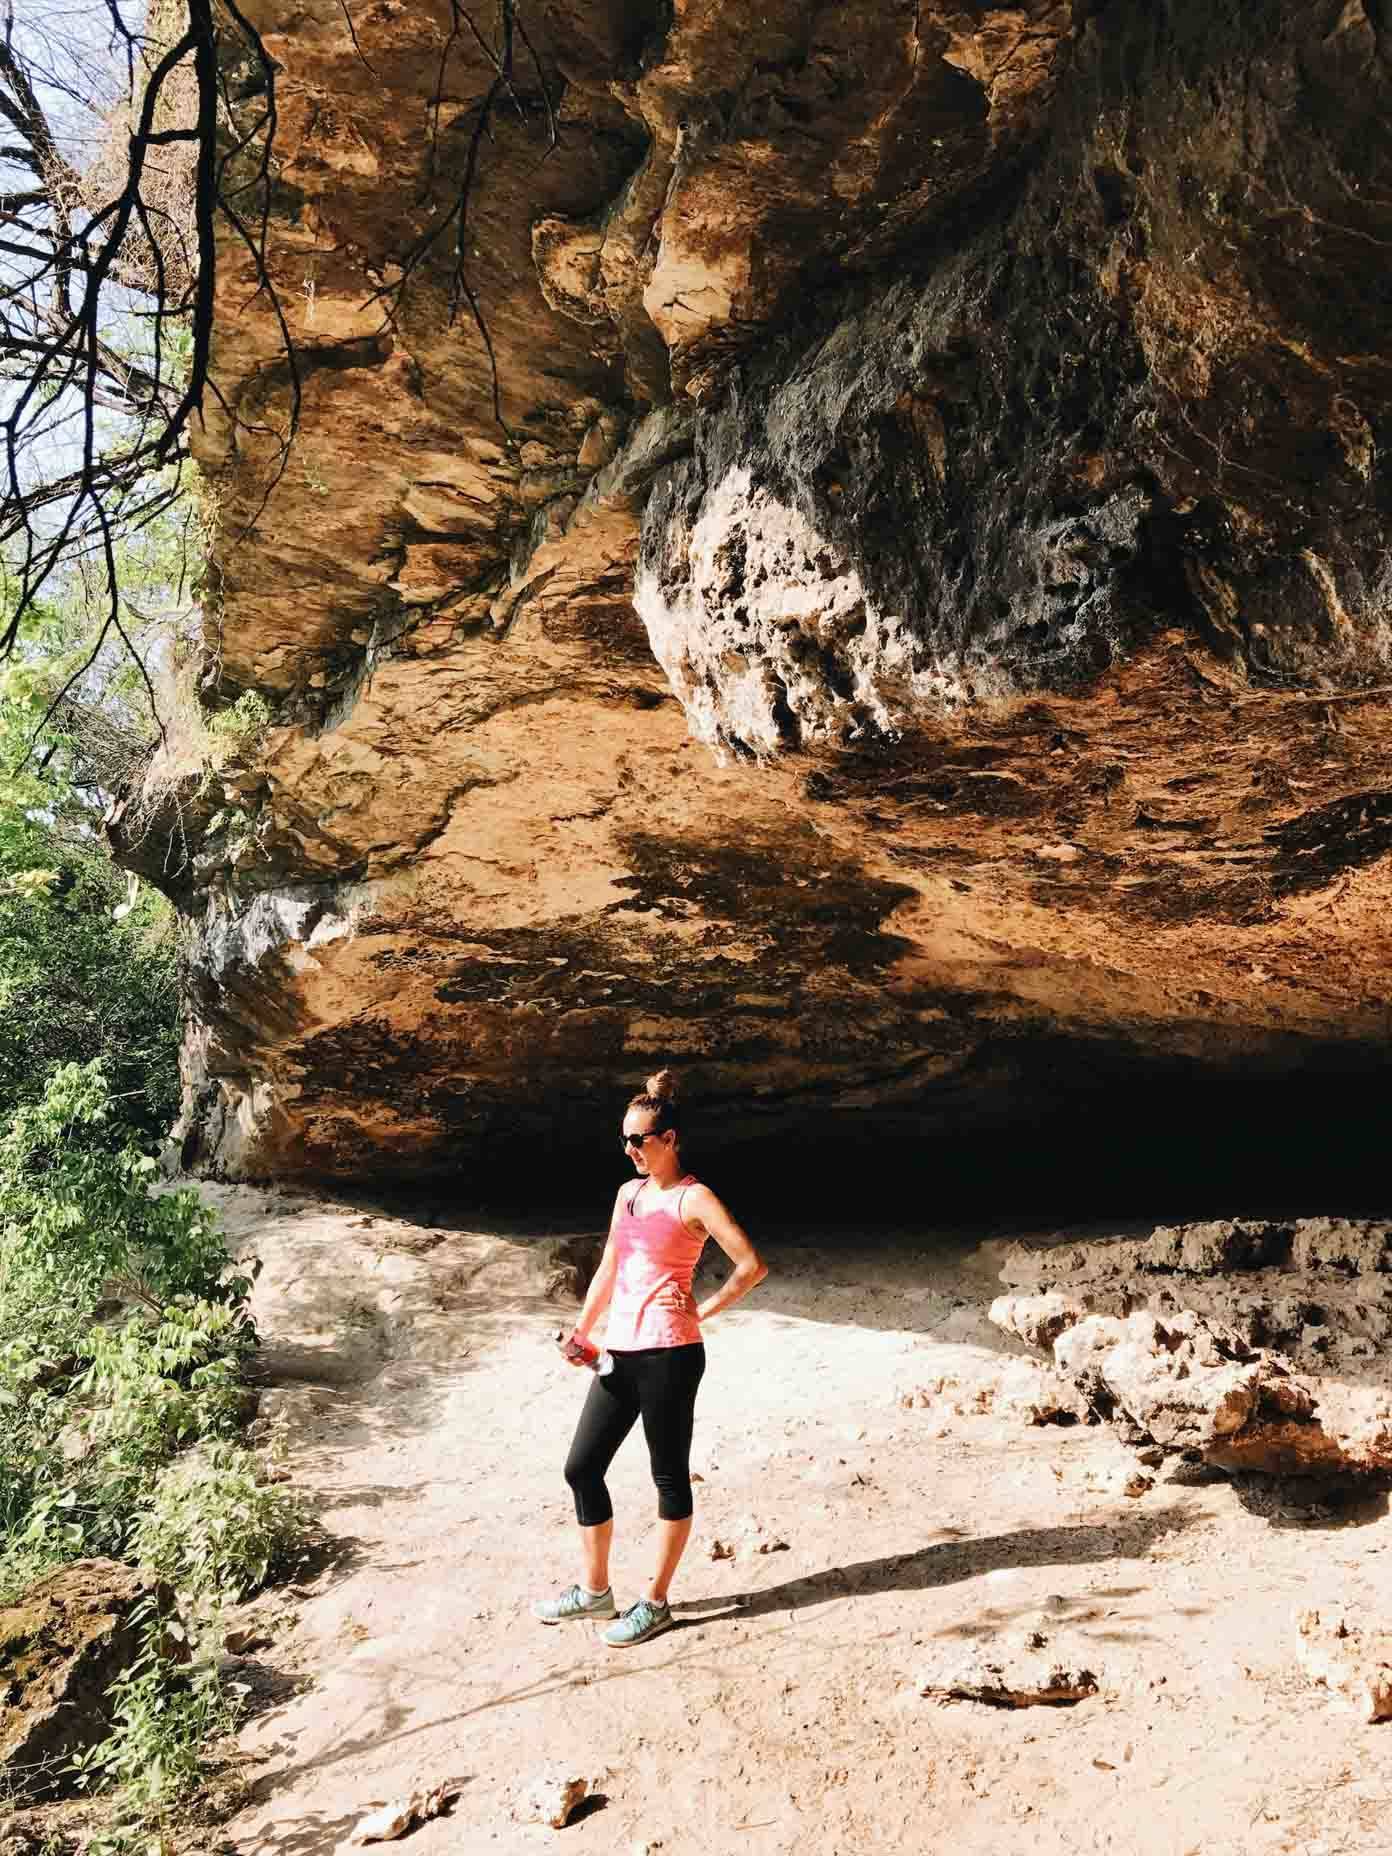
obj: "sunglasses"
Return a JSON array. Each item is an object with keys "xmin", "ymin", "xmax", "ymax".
[{"xmin": 621, "ymin": 1129, "xmax": 663, "ymax": 1149}]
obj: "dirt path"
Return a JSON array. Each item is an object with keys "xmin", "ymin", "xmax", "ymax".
[{"xmin": 206, "ymin": 1187, "xmax": 1392, "ymax": 1856}]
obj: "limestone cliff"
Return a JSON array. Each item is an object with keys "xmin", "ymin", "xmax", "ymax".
[{"xmin": 116, "ymin": 0, "xmax": 1392, "ymax": 1179}]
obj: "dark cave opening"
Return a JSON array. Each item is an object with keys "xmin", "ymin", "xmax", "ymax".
[
  {"xmin": 374, "ymin": 1055, "xmax": 1392, "ymax": 1241},
  {"xmin": 711, "ymin": 1065, "xmax": 1392, "ymax": 1237}
]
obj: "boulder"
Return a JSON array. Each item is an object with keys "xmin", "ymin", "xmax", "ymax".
[
  {"xmin": 0, "ymin": 1559, "xmax": 172, "ymax": 1800},
  {"xmin": 989, "ymin": 1291, "xmax": 1123, "ymax": 1353},
  {"xmin": 541, "ymin": 1233, "xmax": 606, "ymax": 1304},
  {"xmin": 991, "ymin": 1296, "xmax": 1392, "ymax": 1478}
]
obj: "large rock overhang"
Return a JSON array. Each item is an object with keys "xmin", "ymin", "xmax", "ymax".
[{"xmin": 121, "ymin": 0, "xmax": 1392, "ymax": 1182}]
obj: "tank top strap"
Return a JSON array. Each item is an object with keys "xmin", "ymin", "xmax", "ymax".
[{"xmin": 676, "ymin": 1175, "xmax": 698, "ymax": 1226}]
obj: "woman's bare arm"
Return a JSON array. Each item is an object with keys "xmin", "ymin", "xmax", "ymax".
[
  {"xmin": 570, "ymin": 1185, "xmax": 627, "ymax": 1349},
  {"xmin": 685, "ymin": 1185, "xmax": 767, "ymax": 1322}
]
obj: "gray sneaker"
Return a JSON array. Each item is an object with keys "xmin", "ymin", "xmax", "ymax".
[
  {"xmin": 602, "ymin": 1597, "xmax": 673, "ymax": 1648},
  {"xmin": 533, "ymin": 1582, "xmax": 618, "ymax": 1624}
]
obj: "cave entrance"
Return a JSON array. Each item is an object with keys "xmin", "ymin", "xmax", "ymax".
[
  {"xmin": 696, "ymin": 1067, "xmax": 1392, "ymax": 1239},
  {"xmin": 436, "ymin": 1060, "xmax": 1392, "ymax": 1240}
]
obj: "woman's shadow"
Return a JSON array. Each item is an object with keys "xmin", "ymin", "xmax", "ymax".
[{"xmin": 676, "ymin": 1507, "xmax": 1196, "ymax": 1627}]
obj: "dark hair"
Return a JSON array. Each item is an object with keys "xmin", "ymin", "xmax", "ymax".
[{"xmin": 627, "ymin": 1067, "xmax": 681, "ymax": 1137}]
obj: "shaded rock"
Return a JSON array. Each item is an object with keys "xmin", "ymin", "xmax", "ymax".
[
  {"xmin": 0, "ymin": 1560, "xmax": 173, "ymax": 1800},
  {"xmin": 919, "ymin": 1622, "xmax": 1099, "ymax": 1708},
  {"xmin": 0, "ymin": 1810, "xmax": 77, "ymax": 1856},
  {"xmin": 541, "ymin": 1234, "xmax": 606, "ymax": 1304},
  {"xmin": 544, "ymin": 1266, "xmax": 586, "ymax": 1303},
  {"xmin": 223, "ymin": 1622, "xmax": 271, "ymax": 1656},
  {"xmin": 999, "ymin": 1218, "xmax": 1392, "ymax": 1299},
  {"xmin": 1294, "ymin": 1608, "xmax": 1392, "ymax": 1723}
]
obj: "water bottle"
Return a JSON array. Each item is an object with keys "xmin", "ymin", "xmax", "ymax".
[{"xmin": 556, "ymin": 1328, "xmax": 614, "ymax": 1375}]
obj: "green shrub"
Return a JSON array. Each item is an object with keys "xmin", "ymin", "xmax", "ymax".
[
  {"xmin": 80, "ymin": 1301, "xmax": 255, "ymax": 1460},
  {"xmin": 8, "ymin": 1299, "xmax": 258, "ymax": 1567},
  {"xmin": 130, "ymin": 1441, "xmax": 307, "ymax": 1602},
  {"xmin": 0, "ymin": 1061, "xmax": 248, "ymax": 1346},
  {"xmin": 0, "ymin": 1062, "xmax": 304, "ymax": 1830},
  {"xmin": 70, "ymin": 1598, "xmax": 234, "ymax": 1815},
  {"xmin": 0, "ymin": 819, "xmax": 179, "ymax": 1146},
  {"xmin": 0, "ymin": 1065, "xmax": 265, "ymax": 1567}
]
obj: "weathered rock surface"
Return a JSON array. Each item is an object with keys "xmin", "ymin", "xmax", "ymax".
[
  {"xmin": 918, "ymin": 1620, "xmax": 1100, "ymax": 1707},
  {"xmin": 996, "ymin": 1217, "xmax": 1392, "ymax": 1381},
  {"xmin": 898, "ymin": 1353, "xmax": 1090, "ymax": 1426},
  {"xmin": 991, "ymin": 1291, "xmax": 1392, "ymax": 1477},
  {"xmin": 111, "ymin": 0, "xmax": 1392, "ymax": 1177},
  {"xmin": 991, "ymin": 1214, "xmax": 1392, "ymax": 1475},
  {"xmin": 1294, "ymin": 1608, "xmax": 1392, "ymax": 1724},
  {"xmin": 0, "ymin": 1560, "xmax": 169, "ymax": 1800}
]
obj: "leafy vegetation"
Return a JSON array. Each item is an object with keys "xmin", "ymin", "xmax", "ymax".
[
  {"xmin": 0, "ymin": 1058, "xmax": 275, "ymax": 1569},
  {"xmin": 70, "ymin": 1594, "xmax": 236, "ymax": 1826},
  {"xmin": 132, "ymin": 1441, "xmax": 304, "ymax": 1601},
  {"xmin": 0, "ymin": 528, "xmax": 186, "ymax": 1147},
  {"xmin": 0, "ymin": 839, "xmax": 179, "ymax": 1144},
  {"xmin": 0, "ymin": 15, "xmax": 306, "ymax": 1836},
  {"xmin": 0, "ymin": 1064, "xmax": 308, "ymax": 1843},
  {"xmin": 0, "ymin": 558, "xmax": 303, "ymax": 1840}
]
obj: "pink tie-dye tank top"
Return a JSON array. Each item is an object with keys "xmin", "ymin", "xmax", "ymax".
[{"xmin": 604, "ymin": 1175, "xmax": 705, "ymax": 1351}]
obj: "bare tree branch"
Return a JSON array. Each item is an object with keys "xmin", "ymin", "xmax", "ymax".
[
  {"xmin": 371, "ymin": 0, "xmax": 558, "ymax": 440},
  {"xmin": 0, "ymin": 0, "xmax": 300, "ymax": 780}
]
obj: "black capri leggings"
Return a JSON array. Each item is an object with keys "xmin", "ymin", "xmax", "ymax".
[{"xmin": 564, "ymin": 1343, "xmax": 706, "ymax": 1526}]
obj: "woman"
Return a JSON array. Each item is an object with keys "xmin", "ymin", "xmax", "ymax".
[{"xmin": 534, "ymin": 1069, "xmax": 767, "ymax": 1647}]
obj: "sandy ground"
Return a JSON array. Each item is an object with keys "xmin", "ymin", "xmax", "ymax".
[{"xmin": 202, "ymin": 1185, "xmax": 1392, "ymax": 1856}]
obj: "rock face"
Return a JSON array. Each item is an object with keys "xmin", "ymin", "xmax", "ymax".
[
  {"xmin": 0, "ymin": 1560, "xmax": 167, "ymax": 1800},
  {"xmin": 990, "ymin": 1216, "xmax": 1392, "ymax": 1477},
  {"xmin": 114, "ymin": 0, "xmax": 1392, "ymax": 1177}
]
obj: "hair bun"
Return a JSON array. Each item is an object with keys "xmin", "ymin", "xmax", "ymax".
[{"xmin": 645, "ymin": 1067, "xmax": 679, "ymax": 1102}]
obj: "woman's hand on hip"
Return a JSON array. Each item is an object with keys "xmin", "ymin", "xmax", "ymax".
[{"xmin": 654, "ymin": 1285, "xmax": 696, "ymax": 1317}]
